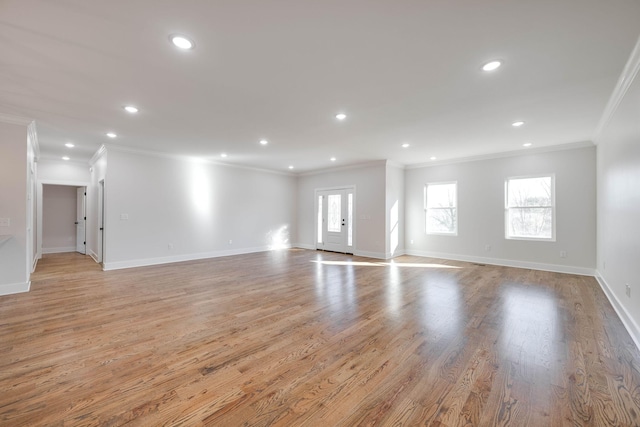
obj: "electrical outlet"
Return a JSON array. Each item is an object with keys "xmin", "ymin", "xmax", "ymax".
[
  {"xmin": 560, "ymin": 251, "xmax": 567, "ymax": 258},
  {"xmin": 168, "ymin": 243, "xmax": 174, "ymax": 250},
  {"xmin": 485, "ymin": 244, "xmax": 491, "ymax": 252},
  {"xmin": 229, "ymin": 240, "xmax": 233, "ymax": 245},
  {"xmin": 120, "ymin": 213, "xmax": 129, "ymax": 220},
  {"xmin": 626, "ymin": 284, "xmax": 631, "ymax": 298},
  {"xmin": 410, "ymin": 239, "xmax": 414, "ymax": 244},
  {"xmin": 0, "ymin": 218, "xmax": 10, "ymax": 227}
]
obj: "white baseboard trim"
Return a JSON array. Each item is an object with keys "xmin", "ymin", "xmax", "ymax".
[
  {"xmin": 403, "ymin": 250, "xmax": 596, "ymax": 276},
  {"xmin": 0, "ymin": 281, "xmax": 30, "ymax": 296},
  {"xmin": 595, "ymin": 272, "xmax": 640, "ymax": 352},
  {"xmin": 88, "ymin": 250, "xmax": 99, "ymax": 263},
  {"xmin": 293, "ymin": 244, "xmax": 389, "ymax": 260},
  {"xmin": 387, "ymin": 249, "xmax": 407, "ymax": 259},
  {"xmin": 102, "ymin": 245, "xmax": 285, "ymax": 271},
  {"xmin": 42, "ymin": 246, "xmax": 76, "ymax": 254},
  {"xmin": 353, "ymin": 250, "xmax": 387, "ymax": 260},
  {"xmin": 294, "ymin": 243, "xmax": 316, "ymax": 250}
]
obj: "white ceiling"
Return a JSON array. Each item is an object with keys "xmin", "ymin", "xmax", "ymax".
[{"xmin": 1, "ymin": 0, "xmax": 639, "ymax": 172}]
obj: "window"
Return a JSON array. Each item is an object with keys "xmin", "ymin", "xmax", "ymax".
[
  {"xmin": 505, "ymin": 175, "xmax": 555, "ymax": 240},
  {"xmin": 327, "ymin": 194, "xmax": 341, "ymax": 232},
  {"xmin": 317, "ymin": 195, "xmax": 323, "ymax": 243},
  {"xmin": 347, "ymin": 193, "xmax": 353, "ymax": 247},
  {"xmin": 425, "ymin": 182, "xmax": 457, "ymax": 235}
]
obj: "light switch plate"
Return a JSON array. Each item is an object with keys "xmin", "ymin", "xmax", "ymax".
[{"xmin": 0, "ymin": 218, "xmax": 10, "ymax": 227}]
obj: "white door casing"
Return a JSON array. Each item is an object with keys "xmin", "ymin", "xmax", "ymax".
[
  {"xmin": 98, "ymin": 180, "xmax": 105, "ymax": 264},
  {"xmin": 76, "ymin": 187, "xmax": 86, "ymax": 254}
]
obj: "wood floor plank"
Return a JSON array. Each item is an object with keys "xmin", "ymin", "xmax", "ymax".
[{"xmin": 1, "ymin": 250, "xmax": 639, "ymax": 426}]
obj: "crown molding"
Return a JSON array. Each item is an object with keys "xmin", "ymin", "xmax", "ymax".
[
  {"xmin": 89, "ymin": 144, "xmax": 107, "ymax": 165},
  {"xmin": 593, "ymin": 36, "xmax": 640, "ymax": 144},
  {"xmin": 103, "ymin": 143, "xmax": 294, "ymax": 177},
  {"xmin": 298, "ymin": 160, "xmax": 387, "ymax": 177},
  {"xmin": 27, "ymin": 122, "xmax": 40, "ymax": 160},
  {"xmin": 386, "ymin": 160, "xmax": 406, "ymax": 169},
  {"xmin": 405, "ymin": 141, "xmax": 594, "ymax": 170},
  {"xmin": 0, "ymin": 113, "xmax": 33, "ymax": 126}
]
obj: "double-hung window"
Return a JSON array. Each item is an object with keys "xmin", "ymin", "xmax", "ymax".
[
  {"xmin": 505, "ymin": 175, "xmax": 555, "ymax": 240},
  {"xmin": 425, "ymin": 182, "xmax": 457, "ymax": 235}
]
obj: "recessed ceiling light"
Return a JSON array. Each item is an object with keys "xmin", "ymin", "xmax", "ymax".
[
  {"xmin": 124, "ymin": 105, "xmax": 139, "ymax": 113},
  {"xmin": 430, "ymin": 156, "xmax": 437, "ymax": 160},
  {"xmin": 482, "ymin": 60, "xmax": 502, "ymax": 71},
  {"xmin": 402, "ymin": 143, "xmax": 410, "ymax": 148},
  {"xmin": 62, "ymin": 156, "xmax": 70, "ymax": 161},
  {"xmin": 512, "ymin": 121, "xmax": 525, "ymax": 127},
  {"xmin": 220, "ymin": 153, "xmax": 228, "ymax": 158},
  {"xmin": 65, "ymin": 142, "xmax": 74, "ymax": 148},
  {"xmin": 335, "ymin": 113, "xmax": 347, "ymax": 121},
  {"xmin": 288, "ymin": 165, "xmax": 294, "ymax": 170},
  {"xmin": 170, "ymin": 34, "xmax": 195, "ymax": 50},
  {"xmin": 106, "ymin": 132, "xmax": 117, "ymax": 138},
  {"xmin": 330, "ymin": 157, "xmax": 337, "ymax": 162},
  {"xmin": 259, "ymin": 139, "xmax": 268, "ymax": 145},
  {"xmin": 523, "ymin": 142, "xmax": 532, "ymax": 147}
]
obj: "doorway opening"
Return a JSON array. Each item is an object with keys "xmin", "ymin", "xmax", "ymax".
[
  {"xmin": 315, "ymin": 187, "xmax": 355, "ymax": 254},
  {"xmin": 40, "ymin": 184, "xmax": 86, "ymax": 255}
]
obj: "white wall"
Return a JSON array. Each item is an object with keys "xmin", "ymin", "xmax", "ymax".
[
  {"xmin": 405, "ymin": 146, "xmax": 596, "ymax": 274},
  {"xmin": 38, "ymin": 159, "xmax": 90, "ymax": 183},
  {"xmin": 0, "ymin": 120, "xmax": 29, "ymax": 295},
  {"xmin": 386, "ymin": 162, "xmax": 405, "ymax": 257},
  {"xmin": 296, "ymin": 161, "xmax": 386, "ymax": 258},
  {"xmin": 596, "ymin": 39, "xmax": 640, "ymax": 348},
  {"xmin": 101, "ymin": 147, "xmax": 296, "ymax": 270},
  {"xmin": 42, "ymin": 185, "xmax": 77, "ymax": 253}
]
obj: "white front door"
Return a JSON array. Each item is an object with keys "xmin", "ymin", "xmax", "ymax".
[
  {"xmin": 76, "ymin": 187, "xmax": 86, "ymax": 254},
  {"xmin": 317, "ymin": 189, "xmax": 354, "ymax": 253}
]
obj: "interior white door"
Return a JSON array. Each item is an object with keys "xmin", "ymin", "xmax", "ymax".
[
  {"xmin": 318, "ymin": 189, "xmax": 352, "ymax": 253},
  {"xmin": 76, "ymin": 187, "xmax": 86, "ymax": 254},
  {"xmin": 98, "ymin": 180, "xmax": 105, "ymax": 264}
]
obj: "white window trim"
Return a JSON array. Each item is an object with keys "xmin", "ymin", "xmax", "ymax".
[
  {"xmin": 424, "ymin": 181, "xmax": 458, "ymax": 236},
  {"xmin": 504, "ymin": 174, "xmax": 556, "ymax": 242}
]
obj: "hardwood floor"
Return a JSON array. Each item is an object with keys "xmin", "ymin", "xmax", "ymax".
[{"xmin": 1, "ymin": 250, "xmax": 639, "ymax": 426}]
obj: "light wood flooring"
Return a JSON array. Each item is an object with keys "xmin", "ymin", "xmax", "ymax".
[{"xmin": 1, "ymin": 250, "xmax": 639, "ymax": 426}]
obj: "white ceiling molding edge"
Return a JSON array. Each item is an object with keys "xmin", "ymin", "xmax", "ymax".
[
  {"xmin": 27, "ymin": 122, "xmax": 40, "ymax": 160},
  {"xmin": 89, "ymin": 145, "xmax": 107, "ymax": 166},
  {"xmin": 593, "ymin": 36, "xmax": 640, "ymax": 145},
  {"xmin": 103, "ymin": 143, "xmax": 295, "ymax": 177},
  {"xmin": 405, "ymin": 141, "xmax": 595, "ymax": 170},
  {"xmin": 0, "ymin": 113, "xmax": 33, "ymax": 126},
  {"xmin": 297, "ymin": 160, "xmax": 388, "ymax": 177},
  {"xmin": 386, "ymin": 160, "xmax": 406, "ymax": 170}
]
